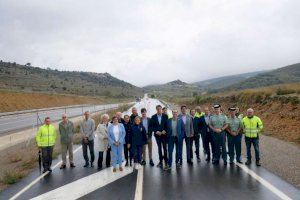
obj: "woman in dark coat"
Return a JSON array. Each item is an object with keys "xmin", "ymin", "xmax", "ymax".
[
  {"xmin": 130, "ymin": 116, "xmax": 147, "ymax": 170},
  {"xmin": 122, "ymin": 115, "xmax": 133, "ymax": 166}
]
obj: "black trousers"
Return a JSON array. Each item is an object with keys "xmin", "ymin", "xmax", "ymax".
[
  {"xmin": 155, "ymin": 136, "xmax": 168, "ymax": 163},
  {"xmin": 41, "ymin": 146, "xmax": 53, "ymax": 171},
  {"xmin": 82, "ymin": 139, "xmax": 95, "ymax": 163},
  {"xmin": 191, "ymin": 135, "xmax": 200, "ymax": 159},
  {"xmin": 204, "ymin": 131, "xmax": 215, "ymax": 159},
  {"xmin": 124, "ymin": 144, "xmax": 133, "ymax": 163},
  {"xmin": 98, "ymin": 147, "xmax": 111, "ymax": 168},
  {"xmin": 185, "ymin": 136, "xmax": 192, "ymax": 161}
]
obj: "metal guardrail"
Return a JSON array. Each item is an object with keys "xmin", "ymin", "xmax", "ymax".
[{"xmin": 0, "ymin": 104, "xmax": 92, "ymax": 117}]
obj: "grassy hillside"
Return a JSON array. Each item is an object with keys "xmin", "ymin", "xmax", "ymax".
[
  {"xmin": 0, "ymin": 61, "xmax": 144, "ymax": 97},
  {"xmin": 194, "ymin": 71, "xmax": 267, "ymax": 91},
  {"xmin": 223, "ymin": 63, "xmax": 300, "ymax": 91},
  {"xmin": 144, "ymin": 80, "xmax": 201, "ymax": 97}
]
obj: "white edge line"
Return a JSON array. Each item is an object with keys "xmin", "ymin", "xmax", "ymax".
[
  {"xmin": 9, "ymin": 146, "xmax": 82, "ymax": 200},
  {"xmin": 134, "ymin": 167, "xmax": 144, "ymax": 200},
  {"xmin": 235, "ymin": 163, "xmax": 292, "ymax": 200}
]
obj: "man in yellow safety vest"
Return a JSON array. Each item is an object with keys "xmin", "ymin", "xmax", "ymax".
[
  {"xmin": 36, "ymin": 117, "xmax": 57, "ymax": 173},
  {"xmin": 242, "ymin": 108, "xmax": 263, "ymax": 166}
]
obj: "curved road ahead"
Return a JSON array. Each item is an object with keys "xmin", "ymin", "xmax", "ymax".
[{"xmin": 1, "ymin": 98, "xmax": 299, "ymax": 200}]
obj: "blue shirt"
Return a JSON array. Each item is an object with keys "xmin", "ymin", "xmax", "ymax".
[
  {"xmin": 142, "ymin": 117, "xmax": 148, "ymax": 133},
  {"xmin": 157, "ymin": 114, "xmax": 162, "ymax": 125}
]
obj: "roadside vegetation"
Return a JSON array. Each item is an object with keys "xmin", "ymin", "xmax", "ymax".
[
  {"xmin": 0, "ymin": 104, "xmax": 132, "ymax": 191},
  {"xmin": 166, "ymin": 83, "xmax": 300, "ymax": 145}
]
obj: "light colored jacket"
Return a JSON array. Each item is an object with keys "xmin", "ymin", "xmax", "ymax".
[
  {"xmin": 108, "ymin": 123, "xmax": 126, "ymax": 146},
  {"xmin": 80, "ymin": 118, "xmax": 95, "ymax": 140},
  {"xmin": 95, "ymin": 123, "xmax": 109, "ymax": 152}
]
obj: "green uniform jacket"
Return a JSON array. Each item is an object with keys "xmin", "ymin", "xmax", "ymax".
[{"xmin": 59, "ymin": 121, "xmax": 75, "ymax": 144}]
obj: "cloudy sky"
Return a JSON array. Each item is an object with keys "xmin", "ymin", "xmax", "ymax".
[{"xmin": 0, "ymin": 0, "xmax": 299, "ymax": 86}]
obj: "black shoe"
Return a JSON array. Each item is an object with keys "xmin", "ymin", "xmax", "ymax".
[
  {"xmin": 48, "ymin": 168, "xmax": 52, "ymax": 172},
  {"xmin": 70, "ymin": 163, "xmax": 76, "ymax": 168},
  {"xmin": 97, "ymin": 166, "xmax": 102, "ymax": 170},
  {"xmin": 60, "ymin": 164, "xmax": 66, "ymax": 169},
  {"xmin": 125, "ymin": 162, "xmax": 129, "ymax": 167},
  {"xmin": 237, "ymin": 160, "xmax": 243, "ymax": 164},
  {"xmin": 150, "ymin": 159, "xmax": 154, "ymax": 166},
  {"xmin": 206, "ymin": 157, "xmax": 211, "ymax": 162},
  {"xmin": 90, "ymin": 162, "xmax": 94, "ymax": 168},
  {"xmin": 84, "ymin": 163, "xmax": 89, "ymax": 168},
  {"xmin": 129, "ymin": 162, "xmax": 132, "ymax": 167},
  {"xmin": 256, "ymin": 161, "xmax": 261, "ymax": 166},
  {"xmin": 245, "ymin": 160, "xmax": 251, "ymax": 165},
  {"xmin": 141, "ymin": 160, "xmax": 146, "ymax": 165},
  {"xmin": 156, "ymin": 162, "xmax": 163, "ymax": 168},
  {"xmin": 187, "ymin": 160, "xmax": 193, "ymax": 165},
  {"xmin": 42, "ymin": 169, "xmax": 48, "ymax": 173},
  {"xmin": 229, "ymin": 161, "xmax": 234, "ymax": 165},
  {"xmin": 224, "ymin": 161, "xmax": 227, "ymax": 166}
]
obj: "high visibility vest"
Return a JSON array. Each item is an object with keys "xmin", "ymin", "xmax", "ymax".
[
  {"xmin": 242, "ymin": 116, "xmax": 263, "ymax": 138},
  {"xmin": 195, "ymin": 112, "xmax": 204, "ymax": 118},
  {"xmin": 36, "ymin": 124, "xmax": 57, "ymax": 147}
]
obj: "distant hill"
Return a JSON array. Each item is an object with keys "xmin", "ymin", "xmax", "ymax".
[
  {"xmin": 193, "ymin": 71, "xmax": 267, "ymax": 91},
  {"xmin": 144, "ymin": 79, "xmax": 201, "ymax": 97},
  {"xmin": 0, "ymin": 61, "xmax": 144, "ymax": 97},
  {"xmin": 223, "ymin": 63, "xmax": 300, "ymax": 91}
]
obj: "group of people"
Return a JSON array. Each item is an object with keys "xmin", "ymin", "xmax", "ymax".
[{"xmin": 35, "ymin": 103, "xmax": 263, "ymax": 173}]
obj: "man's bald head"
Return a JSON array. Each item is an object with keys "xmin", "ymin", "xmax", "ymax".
[{"xmin": 247, "ymin": 108, "xmax": 254, "ymax": 117}]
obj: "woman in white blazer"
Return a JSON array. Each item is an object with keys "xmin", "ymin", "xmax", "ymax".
[{"xmin": 95, "ymin": 114, "xmax": 110, "ymax": 170}]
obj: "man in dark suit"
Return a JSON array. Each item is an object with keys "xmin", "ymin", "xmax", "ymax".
[
  {"xmin": 149, "ymin": 104, "xmax": 168, "ymax": 167},
  {"xmin": 130, "ymin": 107, "xmax": 139, "ymax": 123},
  {"xmin": 190, "ymin": 109, "xmax": 201, "ymax": 162},
  {"xmin": 141, "ymin": 108, "xmax": 154, "ymax": 166},
  {"xmin": 199, "ymin": 107, "xmax": 215, "ymax": 162}
]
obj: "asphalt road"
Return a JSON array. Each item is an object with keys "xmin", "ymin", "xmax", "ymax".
[
  {"xmin": 0, "ymin": 104, "xmax": 119, "ymax": 135},
  {"xmin": 1, "ymin": 98, "xmax": 299, "ymax": 200}
]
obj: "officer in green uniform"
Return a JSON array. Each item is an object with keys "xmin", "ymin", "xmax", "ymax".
[
  {"xmin": 226, "ymin": 107, "xmax": 243, "ymax": 164},
  {"xmin": 209, "ymin": 104, "xmax": 228, "ymax": 165}
]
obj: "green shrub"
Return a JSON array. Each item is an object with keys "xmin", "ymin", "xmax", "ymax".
[
  {"xmin": 1, "ymin": 170, "xmax": 24, "ymax": 185},
  {"xmin": 276, "ymin": 88, "xmax": 296, "ymax": 95}
]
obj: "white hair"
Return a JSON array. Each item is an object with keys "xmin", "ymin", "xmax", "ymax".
[
  {"xmin": 101, "ymin": 114, "xmax": 109, "ymax": 123},
  {"xmin": 247, "ymin": 108, "xmax": 254, "ymax": 113}
]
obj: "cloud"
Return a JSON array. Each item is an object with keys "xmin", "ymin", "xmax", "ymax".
[{"xmin": 0, "ymin": 0, "xmax": 300, "ymax": 86}]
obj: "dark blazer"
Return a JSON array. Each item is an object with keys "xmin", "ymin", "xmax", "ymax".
[
  {"xmin": 122, "ymin": 122, "xmax": 132, "ymax": 144},
  {"xmin": 167, "ymin": 118, "xmax": 185, "ymax": 140},
  {"xmin": 199, "ymin": 115, "xmax": 211, "ymax": 134},
  {"xmin": 149, "ymin": 113, "xmax": 168, "ymax": 138},
  {"xmin": 192, "ymin": 116, "xmax": 200, "ymax": 137},
  {"xmin": 130, "ymin": 124, "xmax": 147, "ymax": 146},
  {"xmin": 130, "ymin": 114, "xmax": 139, "ymax": 124},
  {"xmin": 141, "ymin": 117, "xmax": 151, "ymax": 138}
]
